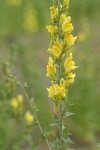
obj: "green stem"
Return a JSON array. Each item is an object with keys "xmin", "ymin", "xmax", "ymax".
[
  {"xmin": 21, "ymin": 84, "xmax": 52, "ymax": 150},
  {"xmin": 8, "ymin": 75, "xmax": 52, "ymax": 150},
  {"xmin": 60, "ymin": 102, "xmax": 64, "ymax": 150},
  {"xmin": 9, "ymin": 75, "xmax": 52, "ymax": 150},
  {"xmin": 59, "ymin": 60, "xmax": 64, "ymax": 150}
]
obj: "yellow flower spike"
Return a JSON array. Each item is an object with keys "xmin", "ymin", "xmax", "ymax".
[
  {"xmin": 64, "ymin": 34, "xmax": 77, "ymax": 46},
  {"xmin": 46, "ymin": 57, "xmax": 56, "ymax": 78},
  {"xmin": 10, "ymin": 98, "xmax": 18, "ymax": 109},
  {"xmin": 50, "ymin": 6, "xmax": 58, "ymax": 20},
  {"xmin": 48, "ymin": 41, "xmax": 62, "ymax": 58},
  {"xmin": 46, "ymin": 25, "xmax": 58, "ymax": 35},
  {"xmin": 46, "ymin": 0, "xmax": 78, "ymax": 116},
  {"xmin": 25, "ymin": 111, "xmax": 34, "ymax": 125}
]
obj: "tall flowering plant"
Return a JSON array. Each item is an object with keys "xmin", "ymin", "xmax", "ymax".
[{"xmin": 46, "ymin": 0, "xmax": 78, "ymax": 149}]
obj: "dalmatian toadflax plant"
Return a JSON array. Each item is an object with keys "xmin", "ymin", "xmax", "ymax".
[{"xmin": 46, "ymin": 0, "xmax": 78, "ymax": 149}]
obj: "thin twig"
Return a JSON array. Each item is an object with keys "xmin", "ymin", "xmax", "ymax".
[
  {"xmin": 8, "ymin": 75, "xmax": 52, "ymax": 150},
  {"xmin": 60, "ymin": 102, "xmax": 64, "ymax": 150},
  {"xmin": 20, "ymin": 83, "xmax": 53, "ymax": 150}
]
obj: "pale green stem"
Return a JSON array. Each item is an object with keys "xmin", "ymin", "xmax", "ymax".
[
  {"xmin": 20, "ymin": 84, "xmax": 52, "ymax": 150},
  {"xmin": 57, "ymin": 0, "xmax": 64, "ymax": 149},
  {"xmin": 59, "ymin": 60, "xmax": 64, "ymax": 150},
  {"xmin": 60, "ymin": 102, "xmax": 64, "ymax": 150},
  {"xmin": 8, "ymin": 75, "xmax": 52, "ymax": 150}
]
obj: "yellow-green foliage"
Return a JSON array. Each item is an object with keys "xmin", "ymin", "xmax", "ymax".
[{"xmin": 0, "ymin": 0, "xmax": 100, "ymax": 149}]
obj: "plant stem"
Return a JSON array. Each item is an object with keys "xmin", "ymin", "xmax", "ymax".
[
  {"xmin": 21, "ymin": 84, "xmax": 52, "ymax": 150},
  {"xmin": 8, "ymin": 74, "xmax": 52, "ymax": 150},
  {"xmin": 60, "ymin": 102, "xmax": 64, "ymax": 150},
  {"xmin": 59, "ymin": 60, "xmax": 64, "ymax": 150}
]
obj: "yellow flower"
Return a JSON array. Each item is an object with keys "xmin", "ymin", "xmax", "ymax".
[
  {"xmin": 25, "ymin": 111, "xmax": 34, "ymax": 125},
  {"xmin": 62, "ymin": 22, "xmax": 73, "ymax": 33},
  {"xmin": 61, "ymin": 15, "xmax": 71, "ymax": 24},
  {"xmin": 64, "ymin": 34, "xmax": 77, "ymax": 46},
  {"xmin": 64, "ymin": 53, "xmax": 78, "ymax": 73},
  {"xmin": 10, "ymin": 98, "xmax": 18, "ymax": 109},
  {"xmin": 48, "ymin": 41, "xmax": 62, "ymax": 58},
  {"xmin": 53, "ymin": 79, "xmax": 66, "ymax": 113},
  {"xmin": 59, "ymin": 78, "xmax": 66, "ymax": 99},
  {"xmin": 10, "ymin": 95, "xmax": 24, "ymax": 114},
  {"xmin": 66, "ymin": 78, "xmax": 74, "ymax": 86},
  {"xmin": 46, "ymin": 57, "xmax": 56, "ymax": 78},
  {"xmin": 60, "ymin": 14, "xmax": 66, "ymax": 24},
  {"xmin": 47, "ymin": 84, "xmax": 57, "ymax": 99},
  {"xmin": 62, "ymin": 17, "xmax": 73, "ymax": 33},
  {"xmin": 47, "ymin": 79, "xmax": 66, "ymax": 100},
  {"xmin": 46, "ymin": 25, "xmax": 58, "ymax": 35},
  {"xmin": 57, "ymin": 85, "xmax": 66, "ymax": 99},
  {"xmin": 50, "ymin": 6, "xmax": 58, "ymax": 20},
  {"xmin": 68, "ymin": 72, "xmax": 76, "ymax": 79},
  {"xmin": 66, "ymin": 72, "xmax": 76, "ymax": 86}
]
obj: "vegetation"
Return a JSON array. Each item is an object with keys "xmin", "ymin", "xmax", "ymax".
[{"xmin": 0, "ymin": 0, "xmax": 100, "ymax": 149}]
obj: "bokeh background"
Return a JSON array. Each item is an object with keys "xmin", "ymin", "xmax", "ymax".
[{"xmin": 0, "ymin": 0, "xmax": 100, "ymax": 150}]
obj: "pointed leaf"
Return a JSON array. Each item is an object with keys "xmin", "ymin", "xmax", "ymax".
[
  {"xmin": 62, "ymin": 137, "xmax": 74, "ymax": 144},
  {"xmin": 64, "ymin": 112, "xmax": 75, "ymax": 118}
]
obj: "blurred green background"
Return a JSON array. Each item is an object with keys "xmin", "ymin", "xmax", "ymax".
[{"xmin": 0, "ymin": 0, "xmax": 100, "ymax": 149}]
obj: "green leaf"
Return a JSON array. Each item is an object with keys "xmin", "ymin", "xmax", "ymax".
[
  {"xmin": 42, "ymin": 127, "xmax": 54, "ymax": 139},
  {"xmin": 50, "ymin": 122, "xmax": 59, "ymax": 127},
  {"xmin": 51, "ymin": 143, "xmax": 60, "ymax": 148},
  {"xmin": 64, "ymin": 112, "xmax": 75, "ymax": 118},
  {"xmin": 42, "ymin": 130, "xmax": 51, "ymax": 138},
  {"xmin": 50, "ymin": 116, "xmax": 60, "ymax": 127},
  {"xmin": 23, "ymin": 82, "xmax": 28, "ymax": 88},
  {"xmin": 50, "ymin": 137, "xmax": 60, "ymax": 148},
  {"xmin": 62, "ymin": 137, "xmax": 74, "ymax": 144}
]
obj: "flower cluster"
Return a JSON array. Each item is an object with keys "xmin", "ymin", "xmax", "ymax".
[
  {"xmin": 25, "ymin": 111, "xmax": 34, "ymax": 126},
  {"xmin": 10, "ymin": 95, "xmax": 23, "ymax": 113},
  {"xmin": 10, "ymin": 94, "xmax": 34, "ymax": 125},
  {"xmin": 46, "ymin": 0, "xmax": 78, "ymax": 112}
]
